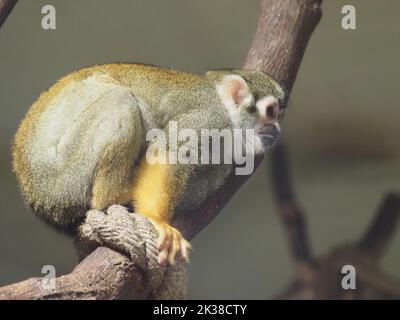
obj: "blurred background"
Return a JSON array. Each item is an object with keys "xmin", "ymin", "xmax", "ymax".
[{"xmin": 0, "ymin": 0, "xmax": 399, "ymax": 299}]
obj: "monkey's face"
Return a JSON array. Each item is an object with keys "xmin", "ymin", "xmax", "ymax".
[
  {"xmin": 216, "ymin": 73, "xmax": 284, "ymax": 152},
  {"xmin": 235, "ymin": 93, "xmax": 283, "ymax": 152}
]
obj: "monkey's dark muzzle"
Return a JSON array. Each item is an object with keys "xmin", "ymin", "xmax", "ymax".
[{"xmin": 258, "ymin": 123, "xmax": 281, "ymax": 148}]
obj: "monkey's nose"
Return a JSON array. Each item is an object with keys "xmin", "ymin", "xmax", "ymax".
[
  {"xmin": 273, "ymin": 122, "xmax": 281, "ymax": 134},
  {"xmin": 260, "ymin": 122, "xmax": 280, "ymax": 138}
]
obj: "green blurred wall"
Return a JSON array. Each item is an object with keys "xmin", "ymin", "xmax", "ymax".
[{"xmin": 0, "ymin": 0, "xmax": 399, "ymax": 298}]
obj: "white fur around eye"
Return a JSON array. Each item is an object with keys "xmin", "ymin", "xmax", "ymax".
[{"xmin": 256, "ymin": 95, "xmax": 278, "ymax": 118}]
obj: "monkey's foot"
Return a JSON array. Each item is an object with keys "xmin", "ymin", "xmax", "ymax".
[{"xmin": 147, "ymin": 218, "xmax": 191, "ymax": 266}]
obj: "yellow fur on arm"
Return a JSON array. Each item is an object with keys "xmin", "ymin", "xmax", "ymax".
[{"xmin": 132, "ymin": 159, "xmax": 173, "ymax": 223}]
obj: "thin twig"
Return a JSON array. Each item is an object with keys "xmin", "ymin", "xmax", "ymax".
[
  {"xmin": 358, "ymin": 193, "xmax": 400, "ymax": 260},
  {"xmin": 270, "ymin": 143, "xmax": 313, "ymax": 265}
]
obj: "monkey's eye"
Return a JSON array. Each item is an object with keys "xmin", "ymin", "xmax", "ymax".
[{"xmin": 266, "ymin": 105, "xmax": 276, "ymax": 118}]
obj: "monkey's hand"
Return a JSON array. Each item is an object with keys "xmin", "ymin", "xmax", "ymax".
[
  {"xmin": 146, "ymin": 217, "xmax": 191, "ymax": 266},
  {"xmin": 75, "ymin": 205, "xmax": 190, "ymax": 267},
  {"xmin": 75, "ymin": 205, "xmax": 188, "ymax": 299},
  {"xmin": 75, "ymin": 205, "xmax": 156, "ymax": 262},
  {"xmin": 75, "ymin": 205, "xmax": 173, "ymax": 264}
]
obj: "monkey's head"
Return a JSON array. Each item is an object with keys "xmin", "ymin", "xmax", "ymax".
[{"xmin": 208, "ymin": 70, "xmax": 285, "ymax": 152}]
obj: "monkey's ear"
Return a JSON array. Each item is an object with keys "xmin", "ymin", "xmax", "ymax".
[{"xmin": 216, "ymin": 75, "xmax": 251, "ymax": 107}]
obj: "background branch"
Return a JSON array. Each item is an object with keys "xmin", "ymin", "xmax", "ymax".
[
  {"xmin": 271, "ymin": 143, "xmax": 314, "ymax": 280},
  {"xmin": 359, "ymin": 193, "xmax": 400, "ymax": 260},
  {"xmin": 271, "ymin": 148, "xmax": 400, "ymax": 299},
  {"xmin": 0, "ymin": 0, "xmax": 323, "ymax": 299}
]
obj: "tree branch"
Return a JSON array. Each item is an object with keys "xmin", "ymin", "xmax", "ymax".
[
  {"xmin": 244, "ymin": 0, "xmax": 322, "ymax": 95},
  {"xmin": 0, "ymin": 0, "xmax": 323, "ymax": 299},
  {"xmin": 270, "ymin": 143, "xmax": 313, "ymax": 265},
  {"xmin": 271, "ymin": 159, "xmax": 400, "ymax": 300},
  {"xmin": 358, "ymin": 193, "xmax": 400, "ymax": 260},
  {"xmin": 0, "ymin": 0, "xmax": 17, "ymax": 28}
]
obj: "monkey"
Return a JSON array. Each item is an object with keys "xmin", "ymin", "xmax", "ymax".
[{"xmin": 12, "ymin": 63, "xmax": 285, "ymax": 266}]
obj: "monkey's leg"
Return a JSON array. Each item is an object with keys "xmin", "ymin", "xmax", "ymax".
[
  {"xmin": 75, "ymin": 85, "xmax": 150, "ymax": 259},
  {"xmin": 132, "ymin": 160, "xmax": 191, "ymax": 266},
  {"xmin": 89, "ymin": 88, "xmax": 144, "ymax": 211}
]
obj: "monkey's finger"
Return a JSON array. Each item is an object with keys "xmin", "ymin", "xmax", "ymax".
[
  {"xmin": 157, "ymin": 226, "xmax": 172, "ymax": 265},
  {"xmin": 147, "ymin": 217, "xmax": 167, "ymax": 250},
  {"xmin": 157, "ymin": 247, "xmax": 168, "ymax": 266},
  {"xmin": 156, "ymin": 226, "xmax": 168, "ymax": 250},
  {"xmin": 164, "ymin": 229, "xmax": 174, "ymax": 266},
  {"xmin": 179, "ymin": 238, "xmax": 190, "ymax": 263},
  {"xmin": 168, "ymin": 231, "xmax": 181, "ymax": 265}
]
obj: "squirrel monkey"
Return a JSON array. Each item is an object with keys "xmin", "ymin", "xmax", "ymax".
[{"xmin": 12, "ymin": 64, "xmax": 284, "ymax": 265}]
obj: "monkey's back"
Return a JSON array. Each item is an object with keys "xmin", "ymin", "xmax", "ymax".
[{"xmin": 12, "ymin": 64, "xmax": 192, "ymax": 231}]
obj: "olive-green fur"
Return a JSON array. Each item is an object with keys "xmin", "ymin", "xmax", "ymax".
[{"xmin": 12, "ymin": 63, "xmax": 283, "ymax": 233}]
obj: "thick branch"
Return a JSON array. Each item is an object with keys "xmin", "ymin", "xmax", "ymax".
[
  {"xmin": 0, "ymin": 248, "xmax": 148, "ymax": 300},
  {"xmin": 244, "ymin": 0, "xmax": 322, "ymax": 95},
  {"xmin": 177, "ymin": 0, "xmax": 323, "ymax": 241},
  {"xmin": 0, "ymin": 0, "xmax": 323, "ymax": 299},
  {"xmin": 0, "ymin": 0, "xmax": 17, "ymax": 28}
]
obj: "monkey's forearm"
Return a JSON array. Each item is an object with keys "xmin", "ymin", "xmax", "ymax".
[{"xmin": 132, "ymin": 159, "xmax": 190, "ymax": 265}]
